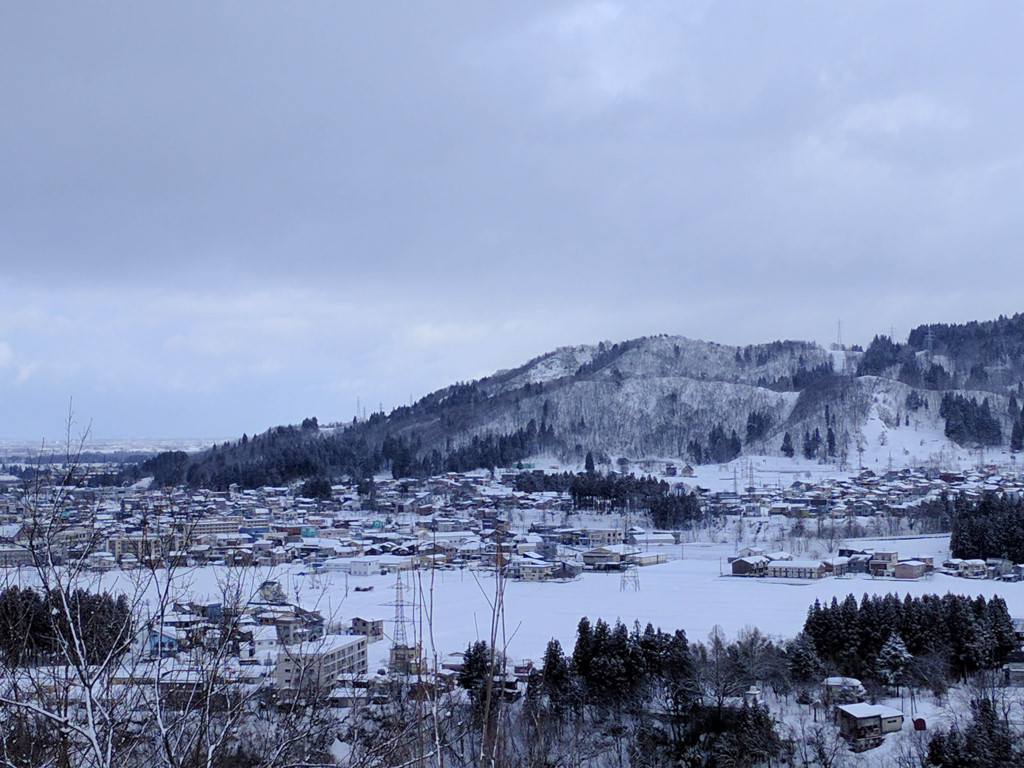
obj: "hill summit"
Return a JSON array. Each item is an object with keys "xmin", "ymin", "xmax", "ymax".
[{"xmin": 135, "ymin": 314, "xmax": 1024, "ymax": 488}]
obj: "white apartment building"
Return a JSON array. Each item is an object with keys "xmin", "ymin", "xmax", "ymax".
[{"xmin": 276, "ymin": 635, "xmax": 368, "ymax": 698}]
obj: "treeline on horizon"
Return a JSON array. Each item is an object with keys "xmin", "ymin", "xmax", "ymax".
[
  {"xmin": 861, "ymin": 311, "xmax": 1024, "ymax": 393},
  {"xmin": 91, "ymin": 417, "xmax": 559, "ymax": 493}
]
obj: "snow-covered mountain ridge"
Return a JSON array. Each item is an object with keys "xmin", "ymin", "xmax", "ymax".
[
  {"xmin": 159, "ymin": 318, "xmax": 1024, "ymax": 489},
  {"xmin": 395, "ymin": 332, "xmax": 1012, "ymax": 467}
]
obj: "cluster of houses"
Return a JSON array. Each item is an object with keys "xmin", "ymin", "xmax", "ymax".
[
  {"xmin": 4, "ymin": 459, "xmax": 1024, "ymax": 591},
  {"xmin": 6, "ymin": 458, "xmax": 1024, "ymax": 741},
  {"xmin": 729, "ymin": 546, "xmax": 934, "ymax": 580},
  {"xmin": 142, "ymin": 581, "xmax": 378, "ymax": 702},
  {"xmin": 938, "ymin": 556, "xmax": 1024, "ymax": 581},
  {"xmin": 702, "ymin": 465, "xmax": 1024, "ymax": 519},
  {"xmin": 0, "ymin": 465, "xmax": 691, "ymax": 584}
]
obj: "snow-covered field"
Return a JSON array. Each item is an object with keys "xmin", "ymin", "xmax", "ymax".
[
  {"xmin": 8, "ymin": 531, "xmax": 1019, "ymax": 764},
  {"xmin": 59, "ymin": 533, "xmax": 1019, "ymax": 676}
]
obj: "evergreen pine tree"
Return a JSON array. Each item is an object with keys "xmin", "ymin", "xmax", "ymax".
[
  {"xmin": 786, "ymin": 632, "xmax": 824, "ymax": 687},
  {"xmin": 538, "ymin": 638, "xmax": 573, "ymax": 718},
  {"xmin": 458, "ymin": 640, "xmax": 493, "ymax": 710},
  {"xmin": 572, "ymin": 617, "xmax": 594, "ymax": 680},
  {"xmin": 876, "ymin": 634, "xmax": 911, "ymax": 692}
]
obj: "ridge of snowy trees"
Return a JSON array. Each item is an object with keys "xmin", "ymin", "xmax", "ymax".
[
  {"xmin": 455, "ymin": 618, "xmax": 784, "ymax": 767},
  {"xmin": 949, "ymin": 491, "xmax": 1024, "ymax": 563},
  {"xmin": 513, "ymin": 470, "xmax": 703, "ymax": 528},
  {"xmin": 449, "ymin": 602, "xmax": 1024, "ymax": 768},
  {"xmin": 804, "ymin": 593, "xmax": 1017, "ymax": 686},
  {"xmin": 940, "ymin": 393, "xmax": 1002, "ymax": 446},
  {"xmin": 93, "ymin": 314, "xmax": 1024, "ymax": 492}
]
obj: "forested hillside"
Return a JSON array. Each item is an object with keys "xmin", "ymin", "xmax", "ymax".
[{"xmin": 122, "ymin": 315, "xmax": 1024, "ymax": 489}]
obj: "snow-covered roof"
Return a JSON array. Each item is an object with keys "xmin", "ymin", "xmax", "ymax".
[{"xmin": 837, "ymin": 703, "xmax": 904, "ymax": 719}]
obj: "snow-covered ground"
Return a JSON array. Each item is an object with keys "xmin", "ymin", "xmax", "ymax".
[
  {"xmin": 657, "ymin": 405, "xmax": 1014, "ymax": 495},
  {"xmin": 11, "ymin": 529, "xmax": 1017, "ymax": 765},
  {"xmin": 62, "ymin": 533, "xmax": 1018, "ymax": 675}
]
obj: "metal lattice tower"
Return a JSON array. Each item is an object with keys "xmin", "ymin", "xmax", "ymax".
[
  {"xmin": 386, "ymin": 571, "xmax": 410, "ymax": 649},
  {"xmin": 384, "ymin": 571, "xmax": 421, "ymax": 674},
  {"xmin": 620, "ymin": 561, "xmax": 640, "ymax": 591},
  {"xmin": 620, "ymin": 509, "xmax": 640, "ymax": 592}
]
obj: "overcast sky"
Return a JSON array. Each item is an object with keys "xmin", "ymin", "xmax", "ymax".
[{"xmin": 3, "ymin": 2, "xmax": 1024, "ymax": 441}]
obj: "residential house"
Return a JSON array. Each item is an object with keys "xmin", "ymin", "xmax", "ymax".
[
  {"xmin": 0, "ymin": 544, "xmax": 33, "ymax": 567},
  {"xmin": 581, "ymin": 544, "xmax": 639, "ymax": 570},
  {"xmin": 1011, "ymin": 618, "xmax": 1024, "ymax": 649},
  {"xmin": 893, "ymin": 560, "xmax": 927, "ymax": 579},
  {"xmin": 731, "ymin": 556, "xmax": 768, "ymax": 577},
  {"xmin": 516, "ymin": 557, "xmax": 555, "ymax": 581},
  {"xmin": 149, "ymin": 627, "xmax": 185, "ymax": 658},
  {"xmin": 823, "ymin": 677, "xmax": 865, "ymax": 704},
  {"xmin": 869, "ymin": 551, "xmax": 899, "ymax": 577},
  {"xmin": 1003, "ymin": 650, "xmax": 1024, "ymax": 686},
  {"xmin": 957, "ymin": 559, "xmax": 988, "ymax": 578},
  {"xmin": 835, "ymin": 703, "xmax": 904, "ymax": 751},
  {"xmin": 821, "ymin": 557, "xmax": 850, "ymax": 577}
]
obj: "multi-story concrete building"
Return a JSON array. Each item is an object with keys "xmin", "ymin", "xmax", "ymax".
[{"xmin": 275, "ymin": 635, "xmax": 368, "ymax": 698}]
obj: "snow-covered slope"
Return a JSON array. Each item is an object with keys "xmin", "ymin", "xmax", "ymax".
[{"xmin": 398, "ymin": 333, "xmax": 1017, "ymax": 468}]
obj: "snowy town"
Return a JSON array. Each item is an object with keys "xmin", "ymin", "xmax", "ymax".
[{"xmin": 2, "ymin": 458, "xmax": 1024, "ymax": 762}]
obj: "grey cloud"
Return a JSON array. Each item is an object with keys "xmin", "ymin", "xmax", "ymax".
[{"xmin": 4, "ymin": 2, "xmax": 1024, "ymax": 437}]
